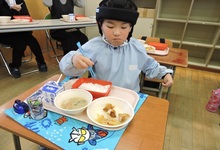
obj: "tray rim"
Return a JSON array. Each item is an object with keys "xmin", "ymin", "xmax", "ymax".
[{"xmin": 43, "ymin": 83, "xmax": 139, "ymax": 131}]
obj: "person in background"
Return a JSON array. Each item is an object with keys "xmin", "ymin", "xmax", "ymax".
[
  {"xmin": 43, "ymin": 0, "xmax": 88, "ymax": 55},
  {"xmin": 59, "ymin": 0, "xmax": 174, "ymax": 92},
  {"xmin": 0, "ymin": 0, "xmax": 48, "ymax": 78}
]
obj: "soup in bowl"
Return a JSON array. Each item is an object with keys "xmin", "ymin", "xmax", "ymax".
[{"xmin": 54, "ymin": 89, "xmax": 93, "ymax": 115}]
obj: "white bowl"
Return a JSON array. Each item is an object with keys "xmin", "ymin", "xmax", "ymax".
[
  {"xmin": 54, "ymin": 89, "xmax": 93, "ymax": 115},
  {"xmin": 0, "ymin": 16, "xmax": 11, "ymax": 23},
  {"xmin": 62, "ymin": 15, "xmax": 69, "ymax": 21},
  {"xmin": 87, "ymin": 96, "xmax": 134, "ymax": 128}
]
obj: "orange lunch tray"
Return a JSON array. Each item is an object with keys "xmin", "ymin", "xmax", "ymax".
[
  {"xmin": 148, "ymin": 42, "xmax": 168, "ymax": 50},
  {"xmin": 72, "ymin": 78, "xmax": 112, "ymax": 99},
  {"xmin": 13, "ymin": 15, "xmax": 33, "ymax": 22}
]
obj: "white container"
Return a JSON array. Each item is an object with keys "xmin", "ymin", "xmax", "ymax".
[
  {"xmin": 68, "ymin": 13, "xmax": 75, "ymax": 22},
  {"xmin": 41, "ymin": 81, "xmax": 64, "ymax": 105}
]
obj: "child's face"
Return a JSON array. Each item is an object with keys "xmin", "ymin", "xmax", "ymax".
[{"xmin": 101, "ymin": 19, "xmax": 131, "ymax": 47}]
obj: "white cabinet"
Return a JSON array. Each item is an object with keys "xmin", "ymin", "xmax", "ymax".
[
  {"xmin": 152, "ymin": 0, "xmax": 220, "ymax": 70},
  {"xmin": 133, "ymin": 18, "xmax": 153, "ymax": 38},
  {"xmin": 84, "ymin": 0, "xmax": 101, "ymax": 39}
]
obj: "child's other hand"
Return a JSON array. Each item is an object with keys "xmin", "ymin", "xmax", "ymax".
[
  {"xmin": 72, "ymin": 54, "xmax": 94, "ymax": 69},
  {"xmin": 162, "ymin": 74, "xmax": 173, "ymax": 87},
  {"xmin": 11, "ymin": 4, "xmax": 22, "ymax": 11}
]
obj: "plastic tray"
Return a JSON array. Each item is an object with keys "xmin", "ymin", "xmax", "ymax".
[
  {"xmin": 72, "ymin": 78, "xmax": 112, "ymax": 98},
  {"xmin": 43, "ymin": 79, "xmax": 139, "ymax": 130},
  {"xmin": 0, "ymin": 20, "xmax": 39, "ymax": 26},
  {"xmin": 146, "ymin": 47, "xmax": 169, "ymax": 56}
]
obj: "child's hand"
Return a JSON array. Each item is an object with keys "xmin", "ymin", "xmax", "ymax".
[
  {"xmin": 162, "ymin": 74, "xmax": 173, "ymax": 87},
  {"xmin": 11, "ymin": 4, "xmax": 22, "ymax": 11},
  {"xmin": 72, "ymin": 54, "xmax": 94, "ymax": 69}
]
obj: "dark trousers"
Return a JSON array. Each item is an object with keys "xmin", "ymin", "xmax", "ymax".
[
  {"xmin": 50, "ymin": 29, "xmax": 88, "ymax": 55},
  {"xmin": 0, "ymin": 31, "xmax": 45, "ymax": 68}
]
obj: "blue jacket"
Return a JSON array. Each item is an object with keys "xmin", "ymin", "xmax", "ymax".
[{"xmin": 59, "ymin": 37, "xmax": 173, "ymax": 92}]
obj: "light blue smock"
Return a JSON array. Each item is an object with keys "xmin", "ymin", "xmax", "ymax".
[{"xmin": 59, "ymin": 37, "xmax": 173, "ymax": 92}]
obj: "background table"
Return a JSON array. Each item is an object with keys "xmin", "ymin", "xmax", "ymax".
[
  {"xmin": 0, "ymin": 75, "xmax": 169, "ymax": 150},
  {"xmin": 0, "ymin": 19, "xmax": 97, "ymax": 33}
]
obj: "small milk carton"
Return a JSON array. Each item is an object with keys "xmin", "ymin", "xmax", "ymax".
[{"xmin": 41, "ymin": 81, "xmax": 64, "ymax": 105}]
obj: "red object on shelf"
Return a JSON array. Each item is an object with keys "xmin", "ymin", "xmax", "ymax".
[
  {"xmin": 72, "ymin": 78, "xmax": 112, "ymax": 99},
  {"xmin": 148, "ymin": 42, "xmax": 168, "ymax": 50}
]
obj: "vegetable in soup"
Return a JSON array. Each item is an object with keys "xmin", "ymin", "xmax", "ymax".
[{"xmin": 60, "ymin": 98, "xmax": 87, "ymax": 109}]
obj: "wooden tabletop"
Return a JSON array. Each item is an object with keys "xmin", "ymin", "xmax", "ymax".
[
  {"xmin": 149, "ymin": 48, "xmax": 188, "ymax": 67},
  {"xmin": 0, "ymin": 75, "xmax": 169, "ymax": 150}
]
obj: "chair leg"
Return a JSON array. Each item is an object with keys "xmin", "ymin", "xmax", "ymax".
[
  {"xmin": 45, "ymin": 33, "xmax": 60, "ymax": 64},
  {"xmin": 158, "ymin": 84, "xmax": 163, "ymax": 98},
  {"xmin": 0, "ymin": 49, "xmax": 12, "ymax": 76},
  {"xmin": 48, "ymin": 38, "xmax": 60, "ymax": 63},
  {"xmin": 0, "ymin": 48, "xmax": 39, "ymax": 77}
]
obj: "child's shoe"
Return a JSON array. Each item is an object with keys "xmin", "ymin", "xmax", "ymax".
[{"xmin": 206, "ymin": 89, "xmax": 220, "ymax": 112}]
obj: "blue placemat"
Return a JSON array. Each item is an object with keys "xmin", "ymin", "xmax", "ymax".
[{"xmin": 4, "ymin": 93, "xmax": 148, "ymax": 150}]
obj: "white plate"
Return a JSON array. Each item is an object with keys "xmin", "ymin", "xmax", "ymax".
[
  {"xmin": 144, "ymin": 44, "xmax": 156, "ymax": 52},
  {"xmin": 144, "ymin": 44, "xmax": 169, "ymax": 55},
  {"xmin": 87, "ymin": 97, "xmax": 134, "ymax": 128}
]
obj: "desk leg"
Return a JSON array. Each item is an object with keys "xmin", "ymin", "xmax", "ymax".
[
  {"xmin": 12, "ymin": 134, "xmax": 21, "ymax": 150},
  {"xmin": 166, "ymin": 66, "xmax": 176, "ymax": 100}
]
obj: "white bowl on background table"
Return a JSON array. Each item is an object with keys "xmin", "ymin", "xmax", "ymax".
[{"xmin": 0, "ymin": 16, "xmax": 11, "ymax": 23}]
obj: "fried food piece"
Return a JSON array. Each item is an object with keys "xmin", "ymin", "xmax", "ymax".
[
  {"xmin": 103, "ymin": 103, "xmax": 114, "ymax": 112},
  {"xmin": 118, "ymin": 113, "xmax": 130, "ymax": 122},
  {"xmin": 109, "ymin": 109, "xmax": 116, "ymax": 118}
]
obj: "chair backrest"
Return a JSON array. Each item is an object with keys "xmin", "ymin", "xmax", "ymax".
[
  {"xmin": 44, "ymin": 13, "xmax": 51, "ymax": 20},
  {"xmin": 140, "ymin": 36, "xmax": 173, "ymax": 48}
]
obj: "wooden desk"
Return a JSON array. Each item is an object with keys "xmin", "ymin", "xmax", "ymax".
[
  {"xmin": 0, "ymin": 75, "xmax": 169, "ymax": 150},
  {"xmin": 142, "ymin": 48, "xmax": 188, "ymax": 99},
  {"xmin": 148, "ymin": 48, "xmax": 188, "ymax": 68}
]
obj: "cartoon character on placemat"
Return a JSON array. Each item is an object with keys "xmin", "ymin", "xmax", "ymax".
[{"xmin": 69, "ymin": 124, "xmax": 108, "ymax": 146}]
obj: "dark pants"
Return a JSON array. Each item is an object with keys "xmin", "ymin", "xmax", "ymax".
[
  {"xmin": 0, "ymin": 31, "xmax": 45, "ymax": 68},
  {"xmin": 50, "ymin": 29, "xmax": 88, "ymax": 55}
]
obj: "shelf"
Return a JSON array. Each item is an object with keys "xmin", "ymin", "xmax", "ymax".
[
  {"xmin": 157, "ymin": 18, "xmax": 187, "ymax": 23},
  {"xmin": 151, "ymin": 0, "xmax": 220, "ymax": 70},
  {"xmin": 188, "ymin": 57, "xmax": 206, "ymax": 67},
  {"xmin": 183, "ymin": 24, "xmax": 219, "ymax": 45},
  {"xmin": 188, "ymin": 20, "xmax": 220, "ymax": 26},
  {"xmin": 181, "ymin": 45, "xmax": 212, "ymax": 67},
  {"xmin": 208, "ymin": 49, "xmax": 220, "ymax": 69},
  {"xmin": 190, "ymin": 0, "xmax": 220, "ymax": 23},
  {"xmin": 181, "ymin": 41, "xmax": 213, "ymax": 48},
  {"xmin": 158, "ymin": 0, "xmax": 192, "ymax": 20},
  {"xmin": 216, "ymin": 37, "xmax": 220, "ymax": 48},
  {"xmin": 154, "ymin": 21, "xmax": 185, "ymax": 41}
]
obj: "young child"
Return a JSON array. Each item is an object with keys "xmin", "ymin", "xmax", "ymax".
[{"xmin": 59, "ymin": 0, "xmax": 174, "ymax": 92}]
